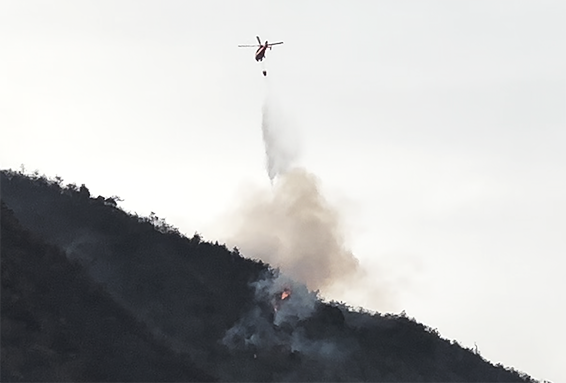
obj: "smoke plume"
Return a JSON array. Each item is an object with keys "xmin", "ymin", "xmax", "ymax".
[
  {"xmin": 231, "ymin": 168, "xmax": 359, "ymax": 292},
  {"xmin": 229, "ymin": 83, "xmax": 359, "ymax": 294}
]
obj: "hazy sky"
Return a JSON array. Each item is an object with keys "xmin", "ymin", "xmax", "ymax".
[{"xmin": 1, "ymin": 1, "xmax": 564, "ymax": 381}]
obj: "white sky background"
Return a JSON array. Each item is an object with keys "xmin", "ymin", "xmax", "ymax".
[{"xmin": 1, "ymin": 1, "xmax": 565, "ymax": 381}]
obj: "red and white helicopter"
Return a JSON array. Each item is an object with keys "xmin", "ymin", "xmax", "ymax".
[{"xmin": 238, "ymin": 36, "xmax": 284, "ymax": 62}]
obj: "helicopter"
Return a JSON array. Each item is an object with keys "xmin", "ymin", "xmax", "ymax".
[{"xmin": 238, "ymin": 36, "xmax": 283, "ymax": 62}]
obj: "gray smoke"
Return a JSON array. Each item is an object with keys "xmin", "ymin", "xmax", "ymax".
[
  {"xmin": 222, "ymin": 273, "xmax": 317, "ymax": 350},
  {"xmin": 221, "ymin": 272, "xmax": 351, "ymax": 374}
]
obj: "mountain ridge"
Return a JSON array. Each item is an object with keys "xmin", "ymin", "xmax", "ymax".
[{"xmin": 1, "ymin": 169, "xmax": 538, "ymax": 381}]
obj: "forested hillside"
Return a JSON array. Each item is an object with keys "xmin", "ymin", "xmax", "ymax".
[
  {"xmin": 1, "ymin": 201, "xmax": 212, "ymax": 382},
  {"xmin": 1, "ymin": 169, "xmax": 537, "ymax": 382}
]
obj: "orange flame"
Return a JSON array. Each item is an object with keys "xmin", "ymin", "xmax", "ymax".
[
  {"xmin": 281, "ymin": 288, "xmax": 291, "ymax": 300},
  {"xmin": 273, "ymin": 288, "xmax": 292, "ymax": 313}
]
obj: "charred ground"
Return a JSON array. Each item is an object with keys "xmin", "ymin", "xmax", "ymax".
[{"xmin": 1, "ymin": 169, "xmax": 537, "ymax": 382}]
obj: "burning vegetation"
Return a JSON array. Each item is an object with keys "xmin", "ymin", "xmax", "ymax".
[{"xmin": 273, "ymin": 287, "xmax": 292, "ymax": 312}]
